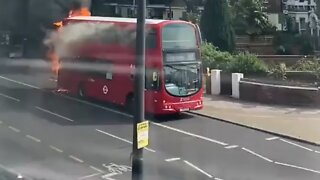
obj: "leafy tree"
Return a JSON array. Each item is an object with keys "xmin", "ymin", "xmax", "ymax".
[
  {"xmin": 200, "ymin": 0, "xmax": 235, "ymax": 52},
  {"xmin": 181, "ymin": 12, "xmax": 200, "ymax": 24},
  {"xmin": 231, "ymin": 0, "xmax": 275, "ymax": 36}
]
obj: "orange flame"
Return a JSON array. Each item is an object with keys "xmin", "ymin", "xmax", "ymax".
[{"xmin": 48, "ymin": 7, "xmax": 91, "ymax": 76}]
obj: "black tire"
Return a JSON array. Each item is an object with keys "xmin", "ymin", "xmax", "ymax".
[
  {"xmin": 78, "ymin": 84, "xmax": 86, "ymax": 98},
  {"xmin": 125, "ymin": 95, "xmax": 134, "ymax": 115}
]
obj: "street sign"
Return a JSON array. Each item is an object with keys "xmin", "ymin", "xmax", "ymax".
[{"xmin": 137, "ymin": 121, "xmax": 149, "ymax": 149}]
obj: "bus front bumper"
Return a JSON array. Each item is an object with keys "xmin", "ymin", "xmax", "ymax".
[{"xmin": 159, "ymin": 100, "xmax": 203, "ymax": 114}]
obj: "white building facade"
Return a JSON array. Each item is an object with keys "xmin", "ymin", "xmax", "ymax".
[{"xmin": 283, "ymin": 0, "xmax": 319, "ymax": 35}]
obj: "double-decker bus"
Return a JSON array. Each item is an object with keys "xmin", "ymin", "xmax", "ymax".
[{"xmin": 57, "ymin": 16, "xmax": 203, "ymax": 115}]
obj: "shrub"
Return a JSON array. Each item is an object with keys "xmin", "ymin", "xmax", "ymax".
[
  {"xmin": 229, "ymin": 52, "xmax": 268, "ymax": 75},
  {"xmin": 293, "ymin": 58, "xmax": 320, "ymax": 80},
  {"xmin": 201, "ymin": 42, "xmax": 234, "ymax": 72},
  {"xmin": 268, "ymin": 63, "xmax": 287, "ymax": 80},
  {"xmin": 202, "ymin": 42, "xmax": 267, "ymax": 75}
]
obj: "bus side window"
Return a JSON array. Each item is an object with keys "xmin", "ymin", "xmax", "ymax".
[
  {"xmin": 106, "ymin": 72, "xmax": 113, "ymax": 80},
  {"xmin": 104, "ymin": 62, "xmax": 113, "ymax": 80}
]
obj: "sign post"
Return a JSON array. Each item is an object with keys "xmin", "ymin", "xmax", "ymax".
[{"xmin": 132, "ymin": 0, "xmax": 147, "ymax": 180}]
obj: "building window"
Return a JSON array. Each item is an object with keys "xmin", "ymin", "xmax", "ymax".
[{"xmin": 300, "ymin": 17, "xmax": 306, "ymax": 30}]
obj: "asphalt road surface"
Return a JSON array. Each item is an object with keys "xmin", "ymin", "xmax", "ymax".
[{"xmin": 0, "ymin": 58, "xmax": 320, "ymax": 180}]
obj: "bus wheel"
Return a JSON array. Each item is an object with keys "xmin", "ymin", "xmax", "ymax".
[
  {"xmin": 78, "ymin": 84, "xmax": 86, "ymax": 98},
  {"xmin": 125, "ymin": 95, "xmax": 134, "ymax": 115}
]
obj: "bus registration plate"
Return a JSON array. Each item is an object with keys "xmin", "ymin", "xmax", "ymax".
[{"xmin": 180, "ymin": 108, "xmax": 190, "ymax": 112}]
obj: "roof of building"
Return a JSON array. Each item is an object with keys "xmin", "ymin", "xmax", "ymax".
[{"xmin": 67, "ymin": 16, "xmax": 168, "ymax": 25}]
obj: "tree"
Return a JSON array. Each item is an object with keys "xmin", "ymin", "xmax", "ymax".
[
  {"xmin": 200, "ymin": 0, "xmax": 235, "ymax": 52},
  {"xmin": 231, "ymin": 0, "xmax": 275, "ymax": 36},
  {"xmin": 183, "ymin": 0, "xmax": 205, "ymax": 13}
]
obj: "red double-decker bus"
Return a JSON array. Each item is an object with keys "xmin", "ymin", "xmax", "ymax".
[{"xmin": 57, "ymin": 16, "xmax": 203, "ymax": 115}]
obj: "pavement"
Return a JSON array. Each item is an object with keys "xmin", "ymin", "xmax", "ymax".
[
  {"xmin": 195, "ymin": 95, "xmax": 320, "ymax": 145},
  {"xmin": 0, "ymin": 58, "xmax": 320, "ymax": 180}
]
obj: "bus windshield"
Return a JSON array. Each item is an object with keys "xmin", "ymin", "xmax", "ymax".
[
  {"xmin": 162, "ymin": 24, "xmax": 197, "ymax": 50},
  {"xmin": 164, "ymin": 63, "xmax": 201, "ymax": 97}
]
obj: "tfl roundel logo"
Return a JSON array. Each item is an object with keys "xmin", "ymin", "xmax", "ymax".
[{"xmin": 103, "ymin": 85, "xmax": 109, "ymax": 95}]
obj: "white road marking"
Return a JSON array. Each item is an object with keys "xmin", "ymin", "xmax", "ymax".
[
  {"xmin": 25, "ymin": 135, "xmax": 41, "ymax": 143},
  {"xmin": 315, "ymin": 151, "xmax": 320, "ymax": 154},
  {"xmin": 69, "ymin": 155, "xmax": 84, "ymax": 163},
  {"xmin": 183, "ymin": 160, "xmax": 213, "ymax": 178},
  {"xmin": 165, "ymin": 157, "xmax": 181, "ymax": 162},
  {"xmin": 0, "ymin": 75, "xmax": 227, "ymax": 150},
  {"xmin": 35, "ymin": 106, "xmax": 74, "ymax": 122},
  {"xmin": 275, "ymin": 161, "xmax": 320, "ymax": 174},
  {"xmin": 214, "ymin": 178, "xmax": 223, "ymax": 180},
  {"xmin": 78, "ymin": 173, "xmax": 101, "ymax": 180},
  {"xmin": 96, "ymin": 129, "xmax": 132, "ymax": 144},
  {"xmin": 265, "ymin": 136, "xmax": 279, "ymax": 141},
  {"xmin": 8, "ymin": 126, "xmax": 21, "ymax": 133},
  {"xmin": 152, "ymin": 122, "xmax": 228, "ymax": 146},
  {"xmin": 224, "ymin": 145, "xmax": 238, "ymax": 149},
  {"xmin": 0, "ymin": 92, "xmax": 20, "ymax": 102},
  {"xmin": 145, "ymin": 147, "xmax": 156, "ymax": 153},
  {"xmin": 280, "ymin": 139, "xmax": 313, "ymax": 152},
  {"xmin": 90, "ymin": 166, "xmax": 104, "ymax": 173},
  {"xmin": 101, "ymin": 172, "xmax": 118, "ymax": 180},
  {"xmin": 49, "ymin": 145, "xmax": 63, "ymax": 153},
  {"xmin": 0, "ymin": 163, "xmax": 24, "ymax": 179},
  {"xmin": 241, "ymin": 147, "xmax": 273, "ymax": 163},
  {"xmin": 59, "ymin": 91, "xmax": 227, "ymax": 149},
  {"xmin": 95, "ymin": 129, "xmax": 156, "ymax": 153},
  {"xmin": 0, "ymin": 75, "xmax": 40, "ymax": 89}
]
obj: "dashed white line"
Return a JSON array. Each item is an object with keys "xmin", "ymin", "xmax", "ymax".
[
  {"xmin": 265, "ymin": 136, "xmax": 279, "ymax": 141},
  {"xmin": 0, "ymin": 92, "xmax": 20, "ymax": 102},
  {"xmin": 69, "ymin": 155, "xmax": 84, "ymax": 163},
  {"xmin": 35, "ymin": 106, "xmax": 74, "ymax": 122},
  {"xmin": 165, "ymin": 157, "xmax": 181, "ymax": 162},
  {"xmin": 0, "ymin": 75, "xmax": 40, "ymax": 89},
  {"xmin": 280, "ymin": 139, "xmax": 313, "ymax": 152},
  {"xmin": 95, "ymin": 129, "xmax": 156, "ymax": 153},
  {"xmin": 78, "ymin": 173, "xmax": 101, "ymax": 180},
  {"xmin": 49, "ymin": 145, "xmax": 63, "ymax": 153},
  {"xmin": 25, "ymin": 135, "xmax": 41, "ymax": 143},
  {"xmin": 214, "ymin": 178, "xmax": 223, "ymax": 180},
  {"xmin": 241, "ymin": 147, "xmax": 273, "ymax": 163},
  {"xmin": 275, "ymin": 161, "xmax": 320, "ymax": 174},
  {"xmin": 8, "ymin": 126, "xmax": 21, "ymax": 133},
  {"xmin": 224, "ymin": 145, "xmax": 238, "ymax": 149},
  {"xmin": 183, "ymin": 160, "xmax": 213, "ymax": 178},
  {"xmin": 152, "ymin": 122, "xmax": 228, "ymax": 146},
  {"xmin": 59, "ymin": 90, "xmax": 228, "ymax": 148},
  {"xmin": 90, "ymin": 165, "xmax": 104, "ymax": 173},
  {"xmin": 315, "ymin": 151, "xmax": 320, "ymax": 154}
]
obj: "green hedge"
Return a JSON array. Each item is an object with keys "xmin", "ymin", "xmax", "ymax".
[{"xmin": 201, "ymin": 42, "xmax": 267, "ymax": 75}]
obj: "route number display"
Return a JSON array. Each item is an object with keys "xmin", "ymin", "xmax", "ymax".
[{"xmin": 137, "ymin": 121, "xmax": 149, "ymax": 149}]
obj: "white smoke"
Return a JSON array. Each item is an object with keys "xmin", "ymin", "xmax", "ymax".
[{"xmin": 44, "ymin": 22, "xmax": 137, "ymax": 58}]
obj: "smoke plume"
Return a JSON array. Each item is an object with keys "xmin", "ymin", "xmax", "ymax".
[{"xmin": 44, "ymin": 22, "xmax": 137, "ymax": 58}]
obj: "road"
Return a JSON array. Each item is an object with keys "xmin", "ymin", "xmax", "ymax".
[{"xmin": 0, "ymin": 58, "xmax": 320, "ymax": 180}]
